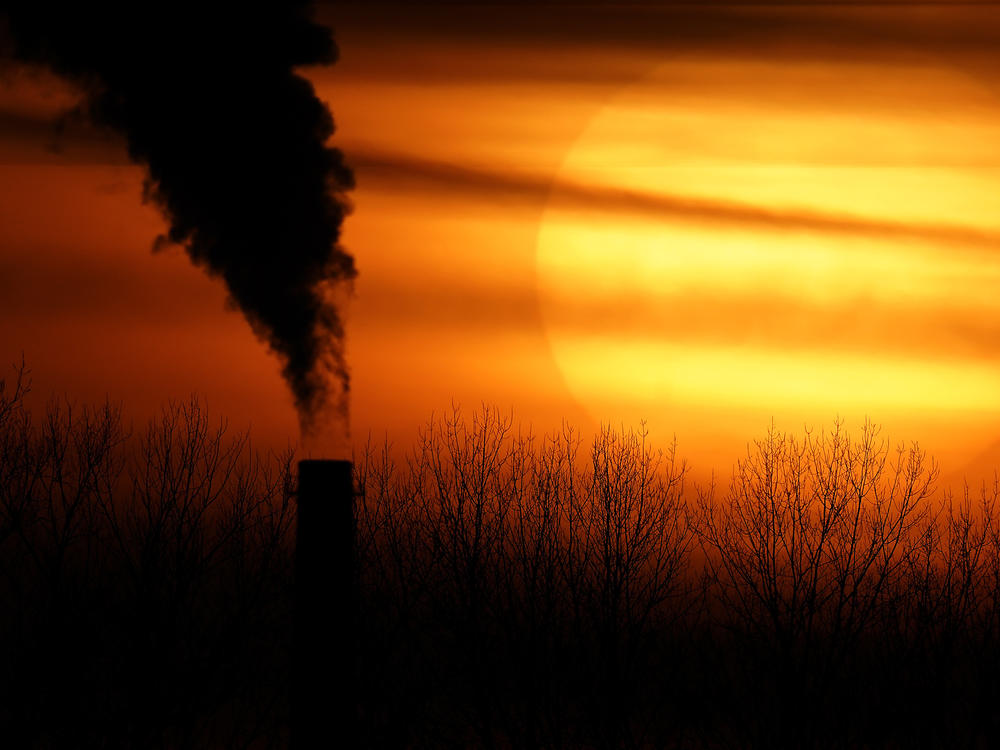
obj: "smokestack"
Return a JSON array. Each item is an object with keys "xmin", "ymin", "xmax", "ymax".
[{"xmin": 293, "ymin": 459, "xmax": 356, "ymax": 748}]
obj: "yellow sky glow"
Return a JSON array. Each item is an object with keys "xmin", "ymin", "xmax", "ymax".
[
  {"xmin": 536, "ymin": 57, "xmax": 1000, "ymax": 474},
  {"xmin": 5, "ymin": 16, "xmax": 1000, "ymax": 482}
]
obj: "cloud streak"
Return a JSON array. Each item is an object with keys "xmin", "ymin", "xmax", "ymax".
[
  {"xmin": 330, "ymin": 2, "xmax": 1000, "ymax": 69},
  {"xmin": 351, "ymin": 149, "xmax": 1000, "ymax": 251}
]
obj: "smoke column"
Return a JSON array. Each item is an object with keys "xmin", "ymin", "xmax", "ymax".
[{"xmin": 0, "ymin": 1, "xmax": 356, "ymax": 437}]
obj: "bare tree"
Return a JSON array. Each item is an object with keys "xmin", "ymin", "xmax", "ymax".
[
  {"xmin": 352, "ymin": 411, "xmax": 694, "ymax": 748},
  {"xmin": 12, "ymin": 358, "xmax": 1000, "ymax": 748},
  {"xmin": 694, "ymin": 420, "xmax": 936, "ymax": 746},
  {"xmin": 892, "ymin": 479, "xmax": 1000, "ymax": 746},
  {"xmin": 0, "ymin": 362, "xmax": 296, "ymax": 749}
]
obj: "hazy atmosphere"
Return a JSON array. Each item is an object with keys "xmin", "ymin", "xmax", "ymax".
[
  {"xmin": 6, "ymin": 2, "xmax": 1000, "ymax": 479},
  {"xmin": 5, "ymin": 1, "xmax": 1000, "ymax": 747}
]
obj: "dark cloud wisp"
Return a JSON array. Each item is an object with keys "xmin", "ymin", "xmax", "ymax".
[{"xmin": 353, "ymin": 150, "xmax": 1000, "ymax": 251}]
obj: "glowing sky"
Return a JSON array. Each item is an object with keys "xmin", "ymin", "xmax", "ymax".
[{"xmin": 3, "ymin": 1, "xmax": 1000, "ymax": 481}]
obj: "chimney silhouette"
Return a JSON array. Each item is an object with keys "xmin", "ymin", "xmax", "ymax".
[{"xmin": 292, "ymin": 459, "xmax": 356, "ymax": 748}]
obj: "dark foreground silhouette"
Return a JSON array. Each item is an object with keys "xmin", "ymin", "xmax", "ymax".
[{"xmin": 3, "ymin": 364, "xmax": 1000, "ymax": 748}]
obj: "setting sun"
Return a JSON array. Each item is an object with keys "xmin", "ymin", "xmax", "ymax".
[
  {"xmin": 7, "ymin": 2, "xmax": 1000, "ymax": 746},
  {"xmin": 536, "ymin": 56, "xmax": 1000, "ymax": 467}
]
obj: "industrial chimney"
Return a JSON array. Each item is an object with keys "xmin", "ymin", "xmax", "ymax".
[{"xmin": 292, "ymin": 459, "xmax": 356, "ymax": 748}]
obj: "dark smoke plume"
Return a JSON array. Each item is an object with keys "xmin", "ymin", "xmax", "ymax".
[{"xmin": 0, "ymin": 1, "xmax": 356, "ymax": 434}]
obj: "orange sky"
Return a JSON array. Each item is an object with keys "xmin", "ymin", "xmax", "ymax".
[{"xmin": 4, "ymin": 2, "xmax": 1000, "ymax": 484}]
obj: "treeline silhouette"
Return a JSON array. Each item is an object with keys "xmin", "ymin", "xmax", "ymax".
[
  {"xmin": 4, "ymin": 362, "xmax": 1000, "ymax": 748},
  {"xmin": 0, "ymin": 365, "xmax": 296, "ymax": 748}
]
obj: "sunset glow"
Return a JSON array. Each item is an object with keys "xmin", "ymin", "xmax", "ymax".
[
  {"xmin": 11, "ymin": 3, "xmax": 1000, "ymax": 745},
  {"xmin": 4, "ymin": 3, "xmax": 1000, "ymax": 480},
  {"xmin": 535, "ymin": 56, "xmax": 1000, "ymax": 469}
]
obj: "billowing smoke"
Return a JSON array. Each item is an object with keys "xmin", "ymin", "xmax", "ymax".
[{"xmin": 1, "ymin": 1, "xmax": 356, "ymax": 436}]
